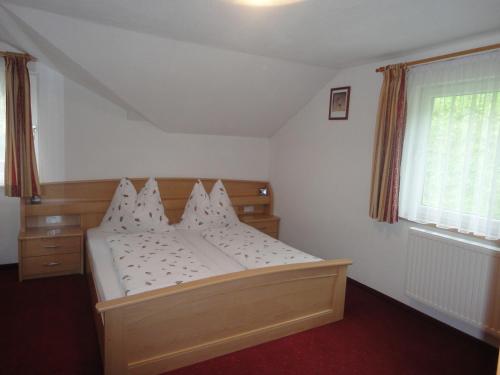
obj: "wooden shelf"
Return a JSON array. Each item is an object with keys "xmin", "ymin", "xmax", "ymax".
[
  {"xmin": 25, "ymin": 196, "xmax": 272, "ymax": 217},
  {"xmin": 19, "ymin": 226, "xmax": 83, "ymax": 240},
  {"xmin": 239, "ymin": 214, "xmax": 279, "ymax": 223}
]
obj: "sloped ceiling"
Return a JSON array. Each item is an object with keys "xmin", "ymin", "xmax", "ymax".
[
  {"xmin": 0, "ymin": 6, "xmax": 154, "ymax": 124},
  {"xmin": 2, "ymin": 3, "xmax": 335, "ymax": 137},
  {"xmin": 1, "ymin": 0, "xmax": 500, "ymax": 137},
  {"xmin": 5, "ymin": 0, "xmax": 500, "ymax": 68}
]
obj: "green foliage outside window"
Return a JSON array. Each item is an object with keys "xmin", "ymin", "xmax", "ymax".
[{"xmin": 422, "ymin": 91, "xmax": 500, "ymax": 219}]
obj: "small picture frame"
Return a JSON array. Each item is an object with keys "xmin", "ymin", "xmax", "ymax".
[{"xmin": 329, "ymin": 86, "xmax": 350, "ymax": 120}]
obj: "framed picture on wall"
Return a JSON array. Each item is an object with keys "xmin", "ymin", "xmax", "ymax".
[{"xmin": 329, "ymin": 86, "xmax": 350, "ymax": 120}]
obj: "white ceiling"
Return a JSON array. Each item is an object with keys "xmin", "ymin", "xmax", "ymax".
[
  {"xmin": 1, "ymin": 0, "xmax": 499, "ymax": 137},
  {"xmin": 1, "ymin": 3, "xmax": 335, "ymax": 137},
  {"xmin": 4, "ymin": 0, "xmax": 500, "ymax": 68}
]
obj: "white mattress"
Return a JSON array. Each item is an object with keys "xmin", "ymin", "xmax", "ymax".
[
  {"xmin": 86, "ymin": 228, "xmax": 125, "ymax": 301},
  {"xmin": 175, "ymin": 228, "xmax": 245, "ymax": 274},
  {"xmin": 86, "ymin": 227, "xmax": 244, "ymax": 301}
]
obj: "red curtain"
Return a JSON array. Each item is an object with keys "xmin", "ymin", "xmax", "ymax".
[
  {"xmin": 4, "ymin": 55, "xmax": 40, "ymax": 197},
  {"xmin": 369, "ymin": 64, "xmax": 408, "ymax": 223}
]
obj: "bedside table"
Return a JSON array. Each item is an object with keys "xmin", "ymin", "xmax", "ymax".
[
  {"xmin": 18, "ymin": 226, "xmax": 84, "ymax": 281},
  {"xmin": 240, "ymin": 214, "xmax": 280, "ymax": 239}
]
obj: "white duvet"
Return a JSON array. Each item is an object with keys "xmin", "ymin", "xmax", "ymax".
[
  {"xmin": 107, "ymin": 232, "xmax": 214, "ymax": 295},
  {"xmin": 202, "ymin": 223, "xmax": 321, "ymax": 269}
]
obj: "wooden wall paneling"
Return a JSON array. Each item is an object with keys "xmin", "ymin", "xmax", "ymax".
[{"xmin": 24, "ymin": 178, "xmax": 272, "ymax": 227}]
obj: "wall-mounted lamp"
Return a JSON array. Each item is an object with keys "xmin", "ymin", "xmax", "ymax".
[{"xmin": 30, "ymin": 195, "xmax": 42, "ymax": 204}]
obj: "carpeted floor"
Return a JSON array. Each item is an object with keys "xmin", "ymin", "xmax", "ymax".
[{"xmin": 1, "ymin": 266, "xmax": 497, "ymax": 375}]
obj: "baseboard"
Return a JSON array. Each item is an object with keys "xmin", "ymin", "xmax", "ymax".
[
  {"xmin": 0, "ymin": 263, "xmax": 18, "ymax": 271},
  {"xmin": 346, "ymin": 277, "xmax": 497, "ymax": 349}
]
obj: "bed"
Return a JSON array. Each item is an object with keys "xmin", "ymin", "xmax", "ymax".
[{"xmin": 20, "ymin": 178, "xmax": 352, "ymax": 375}]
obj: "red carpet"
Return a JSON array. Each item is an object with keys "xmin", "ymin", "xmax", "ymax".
[{"xmin": 0, "ymin": 266, "xmax": 497, "ymax": 375}]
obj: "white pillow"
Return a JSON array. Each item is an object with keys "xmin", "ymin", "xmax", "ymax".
[
  {"xmin": 130, "ymin": 178, "xmax": 171, "ymax": 233},
  {"xmin": 177, "ymin": 180, "xmax": 214, "ymax": 230},
  {"xmin": 210, "ymin": 180, "xmax": 239, "ymax": 228},
  {"xmin": 100, "ymin": 178, "xmax": 137, "ymax": 233}
]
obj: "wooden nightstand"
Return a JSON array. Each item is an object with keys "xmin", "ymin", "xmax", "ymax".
[
  {"xmin": 18, "ymin": 226, "xmax": 84, "ymax": 281},
  {"xmin": 240, "ymin": 214, "xmax": 280, "ymax": 239}
]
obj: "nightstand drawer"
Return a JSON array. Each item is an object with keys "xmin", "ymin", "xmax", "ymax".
[
  {"xmin": 248, "ymin": 220, "xmax": 279, "ymax": 233},
  {"xmin": 22, "ymin": 253, "xmax": 81, "ymax": 278},
  {"xmin": 23, "ymin": 236, "xmax": 81, "ymax": 257}
]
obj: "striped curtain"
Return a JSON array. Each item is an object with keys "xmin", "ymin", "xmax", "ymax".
[
  {"xmin": 369, "ymin": 64, "xmax": 408, "ymax": 223},
  {"xmin": 4, "ymin": 55, "xmax": 40, "ymax": 197}
]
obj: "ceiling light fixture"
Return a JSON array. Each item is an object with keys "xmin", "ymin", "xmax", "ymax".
[{"xmin": 229, "ymin": 0, "xmax": 303, "ymax": 7}]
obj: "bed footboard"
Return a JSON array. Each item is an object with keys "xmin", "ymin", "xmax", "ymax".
[{"xmin": 96, "ymin": 259, "xmax": 352, "ymax": 375}]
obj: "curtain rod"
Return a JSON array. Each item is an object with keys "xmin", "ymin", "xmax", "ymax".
[
  {"xmin": 0, "ymin": 50, "xmax": 36, "ymax": 61},
  {"xmin": 376, "ymin": 42, "xmax": 500, "ymax": 73}
]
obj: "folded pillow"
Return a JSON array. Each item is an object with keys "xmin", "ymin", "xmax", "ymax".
[
  {"xmin": 177, "ymin": 180, "xmax": 214, "ymax": 230},
  {"xmin": 100, "ymin": 178, "xmax": 137, "ymax": 233},
  {"xmin": 210, "ymin": 180, "xmax": 240, "ymax": 228},
  {"xmin": 130, "ymin": 177, "xmax": 171, "ymax": 233},
  {"xmin": 100, "ymin": 177, "xmax": 171, "ymax": 233}
]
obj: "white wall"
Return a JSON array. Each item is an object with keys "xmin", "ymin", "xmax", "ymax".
[
  {"xmin": 33, "ymin": 64, "xmax": 270, "ymax": 183},
  {"xmin": 60, "ymin": 78, "xmax": 269, "ymax": 182},
  {"xmin": 270, "ymin": 31, "xmax": 500, "ymax": 344},
  {"xmin": 0, "ymin": 62, "xmax": 270, "ymax": 264},
  {"xmin": 0, "ymin": 191, "xmax": 20, "ymax": 264}
]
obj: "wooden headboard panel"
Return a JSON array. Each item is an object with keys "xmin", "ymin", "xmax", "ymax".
[{"xmin": 20, "ymin": 178, "xmax": 272, "ymax": 232}]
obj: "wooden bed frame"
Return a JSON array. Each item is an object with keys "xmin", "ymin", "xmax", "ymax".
[{"xmin": 20, "ymin": 177, "xmax": 352, "ymax": 375}]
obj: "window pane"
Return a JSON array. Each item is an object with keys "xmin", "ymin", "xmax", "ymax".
[{"xmin": 422, "ymin": 91, "xmax": 500, "ymax": 219}]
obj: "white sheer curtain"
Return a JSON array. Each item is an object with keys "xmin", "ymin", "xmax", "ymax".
[{"xmin": 399, "ymin": 51, "xmax": 500, "ymax": 240}]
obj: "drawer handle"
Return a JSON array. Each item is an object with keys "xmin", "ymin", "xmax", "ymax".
[
  {"xmin": 42, "ymin": 245, "xmax": 59, "ymax": 249},
  {"xmin": 44, "ymin": 262, "xmax": 61, "ymax": 267}
]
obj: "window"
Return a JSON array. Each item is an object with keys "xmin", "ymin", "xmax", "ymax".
[
  {"xmin": 422, "ymin": 91, "xmax": 499, "ymax": 217},
  {"xmin": 0, "ymin": 60, "xmax": 38, "ymax": 186},
  {"xmin": 399, "ymin": 52, "xmax": 500, "ymax": 240}
]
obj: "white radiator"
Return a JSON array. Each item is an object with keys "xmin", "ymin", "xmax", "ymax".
[{"xmin": 406, "ymin": 227, "xmax": 500, "ymax": 337}]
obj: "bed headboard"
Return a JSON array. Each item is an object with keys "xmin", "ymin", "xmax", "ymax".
[{"xmin": 20, "ymin": 178, "xmax": 273, "ymax": 233}]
